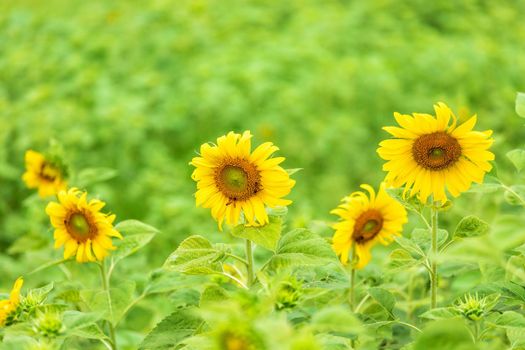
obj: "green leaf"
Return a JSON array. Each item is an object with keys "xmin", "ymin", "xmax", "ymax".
[
  {"xmin": 231, "ymin": 215, "xmax": 283, "ymax": 252},
  {"xmin": 453, "ymin": 216, "xmax": 489, "ymax": 238},
  {"xmin": 265, "ymin": 228, "xmax": 337, "ymax": 270},
  {"xmin": 507, "ymin": 327, "xmax": 525, "ymax": 347},
  {"xmin": 311, "ymin": 305, "xmax": 363, "ymax": 337},
  {"xmin": 394, "ymin": 236, "xmax": 426, "ymax": 258},
  {"xmin": 368, "ymin": 287, "xmax": 395, "ymax": 316},
  {"xmin": 414, "ymin": 320, "xmax": 477, "ymax": 350},
  {"xmin": 8, "ymin": 234, "xmax": 48, "ymax": 254},
  {"xmin": 388, "ymin": 249, "xmax": 418, "ymax": 269},
  {"xmin": 68, "ymin": 325, "xmax": 108, "ymax": 341},
  {"xmin": 85, "ymin": 280, "xmax": 136, "ymax": 326},
  {"xmin": 200, "ymin": 284, "xmax": 228, "ymax": 306},
  {"xmin": 63, "ymin": 310, "xmax": 108, "ymax": 340},
  {"xmin": 138, "ymin": 308, "xmax": 203, "ymax": 350},
  {"xmin": 112, "ymin": 220, "xmax": 159, "ymax": 265},
  {"xmin": 504, "ymin": 185, "xmax": 525, "ymax": 206},
  {"xmin": 419, "ymin": 307, "xmax": 460, "ymax": 320},
  {"xmin": 411, "ymin": 228, "xmax": 448, "ymax": 251},
  {"xmin": 516, "ymin": 92, "xmax": 525, "ymax": 118},
  {"xmin": 491, "ymin": 311, "xmax": 525, "ymax": 328},
  {"xmin": 27, "ymin": 282, "xmax": 54, "ymax": 301},
  {"xmin": 468, "ymin": 175, "xmax": 502, "ymax": 193},
  {"xmin": 493, "ymin": 282, "xmax": 525, "ymax": 302},
  {"xmin": 507, "ymin": 149, "xmax": 525, "ymax": 172},
  {"xmin": 76, "ymin": 167, "xmax": 118, "ymax": 187},
  {"xmin": 164, "ymin": 235, "xmax": 228, "ymax": 275}
]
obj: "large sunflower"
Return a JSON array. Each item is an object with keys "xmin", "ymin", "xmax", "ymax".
[
  {"xmin": 46, "ymin": 188, "xmax": 122, "ymax": 263},
  {"xmin": 22, "ymin": 150, "xmax": 67, "ymax": 197},
  {"xmin": 0, "ymin": 277, "xmax": 23, "ymax": 327},
  {"xmin": 190, "ymin": 131, "xmax": 295, "ymax": 229},
  {"xmin": 331, "ymin": 184, "xmax": 407, "ymax": 269},
  {"xmin": 377, "ymin": 102, "xmax": 494, "ymax": 203}
]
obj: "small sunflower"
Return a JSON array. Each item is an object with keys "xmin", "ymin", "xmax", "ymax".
[
  {"xmin": 377, "ymin": 102, "xmax": 494, "ymax": 203},
  {"xmin": 22, "ymin": 150, "xmax": 67, "ymax": 197},
  {"xmin": 0, "ymin": 277, "xmax": 23, "ymax": 327},
  {"xmin": 190, "ymin": 131, "xmax": 295, "ymax": 229},
  {"xmin": 331, "ymin": 184, "xmax": 407, "ymax": 269},
  {"xmin": 46, "ymin": 188, "xmax": 122, "ymax": 263}
]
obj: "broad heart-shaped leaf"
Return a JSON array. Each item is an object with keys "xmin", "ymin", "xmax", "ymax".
[
  {"xmin": 516, "ymin": 92, "xmax": 525, "ymax": 118},
  {"xmin": 138, "ymin": 308, "xmax": 203, "ymax": 350},
  {"xmin": 164, "ymin": 235, "xmax": 229, "ymax": 275},
  {"xmin": 507, "ymin": 149, "xmax": 525, "ymax": 172},
  {"xmin": 411, "ymin": 228, "xmax": 448, "ymax": 252},
  {"xmin": 368, "ymin": 287, "xmax": 395, "ymax": 317},
  {"xmin": 264, "ymin": 228, "xmax": 337, "ymax": 270},
  {"xmin": 83, "ymin": 280, "xmax": 136, "ymax": 326},
  {"xmin": 112, "ymin": 220, "xmax": 159, "ymax": 265},
  {"xmin": 394, "ymin": 236, "xmax": 426, "ymax": 258},
  {"xmin": 75, "ymin": 167, "xmax": 118, "ymax": 187},
  {"xmin": 388, "ymin": 249, "xmax": 418, "ymax": 270},
  {"xmin": 63, "ymin": 310, "xmax": 107, "ymax": 340},
  {"xmin": 414, "ymin": 320, "xmax": 476, "ymax": 350},
  {"xmin": 419, "ymin": 307, "xmax": 461, "ymax": 320},
  {"xmin": 230, "ymin": 215, "xmax": 283, "ymax": 252},
  {"xmin": 453, "ymin": 216, "xmax": 489, "ymax": 238}
]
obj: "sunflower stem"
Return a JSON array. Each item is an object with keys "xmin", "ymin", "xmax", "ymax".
[
  {"xmin": 98, "ymin": 262, "xmax": 117, "ymax": 350},
  {"xmin": 430, "ymin": 202, "xmax": 439, "ymax": 309},
  {"xmin": 245, "ymin": 239, "xmax": 255, "ymax": 287},
  {"xmin": 349, "ymin": 243, "xmax": 356, "ymax": 311}
]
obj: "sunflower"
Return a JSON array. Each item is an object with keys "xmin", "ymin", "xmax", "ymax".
[
  {"xmin": 0, "ymin": 277, "xmax": 23, "ymax": 327},
  {"xmin": 45, "ymin": 188, "xmax": 122, "ymax": 263},
  {"xmin": 377, "ymin": 102, "xmax": 494, "ymax": 203},
  {"xmin": 331, "ymin": 183, "xmax": 407, "ymax": 269},
  {"xmin": 22, "ymin": 150, "xmax": 67, "ymax": 197},
  {"xmin": 190, "ymin": 131, "xmax": 295, "ymax": 229}
]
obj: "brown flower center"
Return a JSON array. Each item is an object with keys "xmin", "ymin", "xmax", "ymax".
[
  {"xmin": 412, "ymin": 131, "xmax": 461, "ymax": 170},
  {"xmin": 215, "ymin": 158, "xmax": 261, "ymax": 203},
  {"xmin": 353, "ymin": 210, "xmax": 384, "ymax": 244},
  {"xmin": 39, "ymin": 162, "xmax": 59, "ymax": 182},
  {"xmin": 65, "ymin": 212, "xmax": 96, "ymax": 242}
]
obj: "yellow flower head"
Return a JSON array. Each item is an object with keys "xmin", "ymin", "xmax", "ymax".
[
  {"xmin": 46, "ymin": 188, "xmax": 122, "ymax": 263},
  {"xmin": 331, "ymin": 184, "xmax": 407, "ymax": 269},
  {"xmin": 190, "ymin": 131, "xmax": 295, "ymax": 230},
  {"xmin": 377, "ymin": 102, "xmax": 495, "ymax": 203},
  {"xmin": 22, "ymin": 150, "xmax": 67, "ymax": 197},
  {"xmin": 0, "ymin": 277, "xmax": 24, "ymax": 327}
]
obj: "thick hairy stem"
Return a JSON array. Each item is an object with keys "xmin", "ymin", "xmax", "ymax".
[
  {"xmin": 99, "ymin": 262, "xmax": 117, "ymax": 350},
  {"xmin": 245, "ymin": 239, "xmax": 255, "ymax": 287},
  {"xmin": 430, "ymin": 204, "xmax": 439, "ymax": 309},
  {"xmin": 349, "ymin": 244, "xmax": 356, "ymax": 311}
]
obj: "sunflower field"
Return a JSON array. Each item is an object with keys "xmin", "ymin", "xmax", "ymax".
[{"xmin": 2, "ymin": 0, "xmax": 525, "ymax": 349}]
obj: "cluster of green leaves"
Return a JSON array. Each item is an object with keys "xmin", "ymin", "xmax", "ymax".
[{"xmin": 0, "ymin": 220, "xmax": 161, "ymax": 349}]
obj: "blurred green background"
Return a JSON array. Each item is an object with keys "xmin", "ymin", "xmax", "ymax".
[{"xmin": 1, "ymin": 0, "xmax": 525, "ymax": 284}]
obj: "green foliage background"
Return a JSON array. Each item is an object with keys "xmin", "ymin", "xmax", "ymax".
[{"xmin": 2, "ymin": 0, "xmax": 525, "ymax": 349}]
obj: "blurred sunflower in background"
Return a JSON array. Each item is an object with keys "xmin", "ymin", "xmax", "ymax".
[
  {"xmin": 190, "ymin": 131, "xmax": 295, "ymax": 230},
  {"xmin": 22, "ymin": 150, "xmax": 67, "ymax": 197},
  {"xmin": 0, "ymin": 277, "xmax": 24, "ymax": 327},
  {"xmin": 377, "ymin": 102, "xmax": 494, "ymax": 203},
  {"xmin": 46, "ymin": 188, "xmax": 122, "ymax": 263},
  {"xmin": 331, "ymin": 183, "xmax": 407, "ymax": 269}
]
